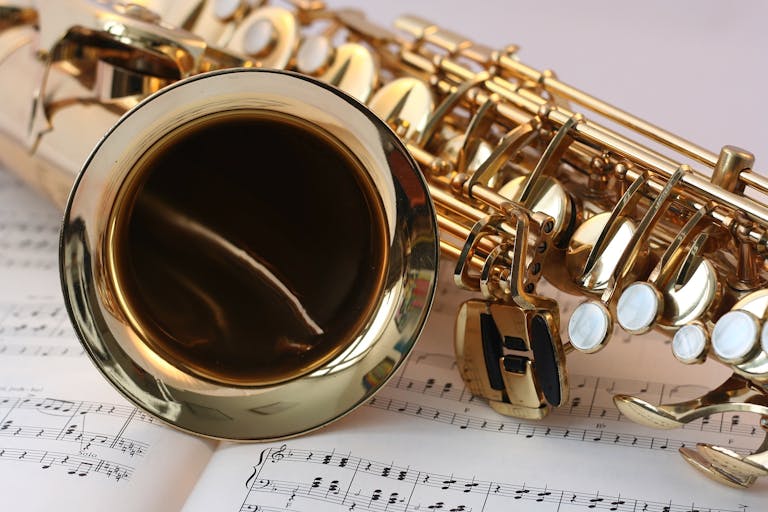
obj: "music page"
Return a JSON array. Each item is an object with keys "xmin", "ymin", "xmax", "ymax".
[
  {"xmin": 3, "ymin": 166, "xmax": 768, "ymax": 511},
  {"xmin": 183, "ymin": 273, "xmax": 768, "ymax": 512},
  {"xmin": 0, "ymin": 171, "xmax": 217, "ymax": 511}
]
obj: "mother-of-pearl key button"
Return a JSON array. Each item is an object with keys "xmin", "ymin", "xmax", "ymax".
[
  {"xmin": 215, "ymin": 0, "xmax": 242, "ymax": 20},
  {"xmin": 568, "ymin": 301, "xmax": 611, "ymax": 353},
  {"xmin": 617, "ymin": 282, "xmax": 659, "ymax": 333},
  {"xmin": 296, "ymin": 36, "xmax": 333, "ymax": 75},
  {"xmin": 672, "ymin": 323, "xmax": 708, "ymax": 364},
  {"xmin": 244, "ymin": 18, "xmax": 277, "ymax": 56},
  {"xmin": 711, "ymin": 310, "xmax": 759, "ymax": 363}
]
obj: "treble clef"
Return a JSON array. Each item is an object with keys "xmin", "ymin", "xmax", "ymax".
[
  {"xmin": 245, "ymin": 444, "xmax": 288, "ymax": 488},
  {"xmin": 270, "ymin": 444, "xmax": 287, "ymax": 463}
]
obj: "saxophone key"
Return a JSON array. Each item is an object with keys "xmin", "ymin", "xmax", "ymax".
[
  {"xmin": 226, "ymin": 6, "xmax": 298, "ymax": 68},
  {"xmin": 671, "ymin": 322, "xmax": 709, "ymax": 365}
]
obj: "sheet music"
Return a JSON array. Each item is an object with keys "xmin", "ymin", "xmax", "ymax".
[
  {"xmin": 2, "ymin": 165, "xmax": 767, "ymax": 510},
  {"xmin": 0, "ymin": 301, "xmax": 82, "ymax": 357},
  {"xmin": 0, "ymin": 173, "xmax": 59, "ymax": 274},
  {"xmin": 0, "ymin": 172, "xmax": 85, "ymax": 358},
  {"xmin": 0, "ymin": 170, "xmax": 217, "ymax": 511},
  {"xmin": 0, "ymin": 0, "xmax": 765, "ymax": 508},
  {"xmin": 3, "ymin": 162, "xmax": 768, "ymax": 511},
  {"xmin": 183, "ymin": 270, "xmax": 767, "ymax": 511},
  {"xmin": 197, "ymin": 444, "xmax": 751, "ymax": 512}
]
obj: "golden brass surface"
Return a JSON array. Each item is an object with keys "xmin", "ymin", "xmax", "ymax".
[
  {"xmin": 111, "ymin": 111, "xmax": 388, "ymax": 387},
  {"xmin": 1, "ymin": 0, "xmax": 768, "ymax": 488},
  {"xmin": 368, "ymin": 77, "xmax": 434, "ymax": 141},
  {"xmin": 226, "ymin": 6, "xmax": 297, "ymax": 67}
]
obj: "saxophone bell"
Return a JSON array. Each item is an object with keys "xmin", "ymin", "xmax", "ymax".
[
  {"xmin": 3, "ymin": 0, "xmax": 768, "ymax": 488},
  {"xmin": 61, "ymin": 68, "xmax": 438, "ymax": 440}
]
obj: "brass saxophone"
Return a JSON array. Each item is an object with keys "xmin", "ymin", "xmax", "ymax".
[{"xmin": 1, "ymin": 0, "xmax": 767, "ymax": 488}]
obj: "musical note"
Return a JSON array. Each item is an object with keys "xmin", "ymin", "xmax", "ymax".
[
  {"xmin": 237, "ymin": 446, "xmax": 750, "ymax": 512},
  {"xmin": 0, "ymin": 390, "xmax": 195, "ymax": 485},
  {"xmin": 389, "ymin": 351, "xmax": 761, "ymax": 440},
  {"xmin": 513, "ymin": 488, "xmax": 530, "ymax": 499},
  {"xmin": 1, "ymin": 158, "xmax": 763, "ymax": 512},
  {"xmin": 610, "ymin": 497, "xmax": 627, "ymax": 511},
  {"xmin": 588, "ymin": 493, "xmax": 604, "ymax": 509},
  {"xmin": 67, "ymin": 461, "xmax": 92, "ymax": 477},
  {"xmin": 0, "ymin": 207, "xmax": 59, "ymax": 272},
  {"xmin": 371, "ymin": 394, "xmax": 719, "ymax": 452}
]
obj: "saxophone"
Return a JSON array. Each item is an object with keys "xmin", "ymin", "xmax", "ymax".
[{"xmin": 1, "ymin": 0, "xmax": 766, "ymax": 488}]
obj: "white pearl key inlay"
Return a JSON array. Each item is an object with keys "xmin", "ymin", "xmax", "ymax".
[
  {"xmin": 215, "ymin": 0, "xmax": 242, "ymax": 20},
  {"xmin": 617, "ymin": 282, "xmax": 659, "ymax": 333},
  {"xmin": 244, "ymin": 19, "xmax": 276, "ymax": 56},
  {"xmin": 297, "ymin": 36, "xmax": 333, "ymax": 75},
  {"xmin": 568, "ymin": 301, "xmax": 611, "ymax": 353},
  {"xmin": 711, "ymin": 310, "xmax": 759, "ymax": 363},
  {"xmin": 672, "ymin": 323, "xmax": 708, "ymax": 364}
]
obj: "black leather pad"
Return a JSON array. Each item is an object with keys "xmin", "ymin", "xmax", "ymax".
[{"xmin": 530, "ymin": 314, "xmax": 561, "ymax": 407}]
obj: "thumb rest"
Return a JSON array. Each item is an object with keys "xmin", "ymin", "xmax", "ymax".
[{"xmin": 1, "ymin": 0, "xmax": 768, "ymax": 488}]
